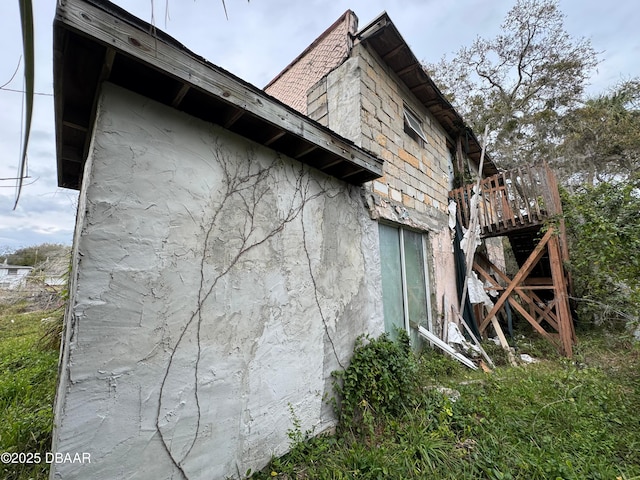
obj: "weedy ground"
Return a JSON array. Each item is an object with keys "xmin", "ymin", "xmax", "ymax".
[
  {"xmin": 0, "ymin": 300, "xmax": 62, "ymax": 480},
  {"xmin": 2, "ymin": 300, "xmax": 639, "ymax": 480},
  {"xmin": 250, "ymin": 330, "xmax": 640, "ymax": 480}
]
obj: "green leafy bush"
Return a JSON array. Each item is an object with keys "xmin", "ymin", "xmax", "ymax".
[
  {"xmin": 252, "ymin": 331, "xmax": 640, "ymax": 479},
  {"xmin": 332, "ymin": 331, "xmax": 418, "ymax": 434},
  {"xmin": 561, "ymin": 178, "xmax": 640, "ymax": 330}
]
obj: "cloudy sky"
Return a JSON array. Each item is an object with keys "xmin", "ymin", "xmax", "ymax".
[{"xmin": 1, "ymin": 0, "xmax": 638, "ymax": 252}]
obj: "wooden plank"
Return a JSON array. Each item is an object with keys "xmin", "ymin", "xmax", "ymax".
[
  {"xmin": 485, "ymin": 178, "xmax": 497, "ymax": 231},
  {"xmin": 506, "ymin": 297, "xmax": 560, "ymax": 347},
  {"xmin": 417, "ymin": 326, "xmax": 477, "ymax": 370},
  {"xmin": 224, "ymin": 108, "xmax": 245, "ymax": 128},
  {"xmin": 527, "ymin": 164, "xmax": 542, "ymax": 220},
  {"xmin": 548, "ymin": 234, "xmax": 574, "ymax": 356},
  {"xmin": 171, "ymin": 83, "xmax": 190, "ymax": 108},
  {"xmin": 490, "ymin": 316, "xmax": 518, "ymax": 366},
  {"xmin": 510, "ymin": 170, "xmax": 525, "ymax": 226},
  {"xmin": 263, "ymin": 130, "xmax": 286, "ymax": 146},
  {"xmin": 535, "ymin": 298, "xmax": 559, "ymax": 331},
  {"xmin": 294, "ymin": 144, "xmax": 318, "ymax": 159},
  {"xmin": 62, "ymin": 120, "xmax": 88, "ymax": 132},
  {"xmin": 56, "ymin": 0, "xmax": 383, "ymax": 177},
  {"xmin": 475, "ymin": 253, "xmax": 560, "ymax": 332},
  {"xmin": 479, "ymin": 228, "xmax": 554, "ymax": 332},
  {"xmin": 517, "ymin": 168, "xmax": 532, "ymax": 223}
]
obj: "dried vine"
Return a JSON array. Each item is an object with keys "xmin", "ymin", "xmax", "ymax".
[{"xmin": 153, "ymin": 141, "xmax": 342, "ymax": 477}]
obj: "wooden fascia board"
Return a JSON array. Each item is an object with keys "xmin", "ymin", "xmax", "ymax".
[
  {"xmin": 55, "ymin": 0, "xmax": 383, "ymax": 179},
  {"xmin": 53, "ymin": 23, "xmax": 67, "ymax": 188}
]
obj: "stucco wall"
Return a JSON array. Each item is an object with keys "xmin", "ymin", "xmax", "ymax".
[{"xmin": 51, "ymin": 83, "xmax": 383, "ymax": 479}]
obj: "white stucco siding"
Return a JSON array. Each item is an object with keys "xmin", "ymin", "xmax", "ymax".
[{"xmin": 52, "ymin": 83, "xmax": 383, "ymax": 479}]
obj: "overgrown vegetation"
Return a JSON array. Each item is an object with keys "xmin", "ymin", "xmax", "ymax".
[
  {"xmin": 562, "ymin": 177, "xmax": 640, "ymax": 331},
  {"xmin": 0, "ymin": 300, "xmax": 62, "ymax": 480},
  {"xmin": 250, "ymin": 332, "xmax": 640, "ymax": 479}
]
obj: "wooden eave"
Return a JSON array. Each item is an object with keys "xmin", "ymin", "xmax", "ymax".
[
  {"xmin": 53, "ymin": 0, "xmax": 383, "ymax": 190},
  {"xmin": 354, "ymin": 13, "xmax": 498, "ymax": 177}
]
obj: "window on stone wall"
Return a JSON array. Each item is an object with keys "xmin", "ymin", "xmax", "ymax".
[
  {"xmin": 379, "ymin": 223, "xmax": 433, "ymax": 342},
  {"xmin": 403, "ymin": 105, "xmax": 428, "ymax": 147},
  {"xmin": 7, "ymin": 268, "xmax": 18, "ymax": 275}
]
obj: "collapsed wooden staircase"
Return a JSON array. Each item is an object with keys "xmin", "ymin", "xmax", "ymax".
[{"xmin": 449, "ymin": 163, "xmax": 576, "ymax": 356}]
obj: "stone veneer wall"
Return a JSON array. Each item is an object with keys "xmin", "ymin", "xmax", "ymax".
[{"xmin": 308, "ymin": 43, "xmax": 455, "ymax": 221}]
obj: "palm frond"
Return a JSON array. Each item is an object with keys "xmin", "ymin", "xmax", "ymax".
[{"xmin": 14, "ymin": 0, "xmax": 34, "ymax": 210}]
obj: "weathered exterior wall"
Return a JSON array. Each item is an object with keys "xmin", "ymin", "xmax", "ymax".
[
  {"xmin": 0, "ymin": 265, "xmax": 33, "ymax": 290},
  {"xmin": 354, "ymin": 43, "xmax": 453, "ymax": 217},
  {"xmin": 311, "ymin": 43, "xmax": 461, "ymax": 325},
  {"xmin": 51, "ymin": 83, "xmax": 383, "ymax": 480}
]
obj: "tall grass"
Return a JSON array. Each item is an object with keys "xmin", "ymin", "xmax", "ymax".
[
  {"xmin": 0, "ymin": 301, "xmax": 61, "ymax": 480},
  {"xmin": 251, "ymin": 332, "xmax": 640, "ymax": 480}
]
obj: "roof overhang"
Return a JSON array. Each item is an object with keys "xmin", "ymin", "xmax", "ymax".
[
  {"xmin": 54, "ymin": 0, "xmax": 383, "ymax": 190},
  {"xmin": 355, "ymin": 13, "xmax": 498, "ymax": 176}
]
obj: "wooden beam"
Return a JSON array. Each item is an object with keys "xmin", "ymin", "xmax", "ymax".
[
  {"xmin": 263, "ymin": 130, "xmax": 286, "ymax": 146},
  {"xmin": 171, "ymin": 83, "xmax": 190, "ymax": 108},
  {"xmin": 61, "ymin": 145, "xmax": 83, "ymax": 163},
  {"xmin": 490, "ymin": 316, "xmax": 518, "ymax": 366},
  {"xmin": 475, "ymin": 255, "xmax": 560, "ymax": 333},
  {"xmin": 294, "ymin": 144, "xmax": 318, "ymax": 159},
  {"xmin": 452, "ymin": 306, "xmax": 495, "ymax": 369},
  {"xmin": 479, "ymin": 228, "xmax": 554, "ymax": 332},
  {"xmin": 396, "ymin": 63, "xmax": 417, "ymax": 76},
  {"xmin": 62, "ymin": 120, "xmax": 88, "ymax": 132},
  {"xmin": 382, "ymin": 42, "xmax": 406, "ymax": 61},
  {"xmin": 341, "ymin": 167, "xmax": 365, "ymax": 179},
  {"xmin": 224, "ymin": 108, "xmax": 245, "ymax": 128},
  {"xmin": 506, "ymin": 297, "xmax": 560, "ymax": 348},
  {"xmin": 548, "ymin": 234, "xmax": 574, "ymax": 356}
]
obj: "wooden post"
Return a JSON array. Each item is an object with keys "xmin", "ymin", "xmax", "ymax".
[{"xmin": 548, "ymin": 234, "xmax": 574, "ymax": 356}]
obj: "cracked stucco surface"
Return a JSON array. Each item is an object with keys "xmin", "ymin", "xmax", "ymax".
[{"xmin": 51, "ymin": 83, "xmax": 383, "ymax": 479}]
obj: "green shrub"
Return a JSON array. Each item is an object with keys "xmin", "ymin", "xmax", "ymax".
[
  {"xmin": 252, "ymin": 330, "xmax": 640, "ymax": 479},
  {"xmin": 332, "ymin": 331, "xmax": 418, "ymax": 434},
  {"xmin": 561, "ymin": 178, "xmax": 640, "ymax": 331}
]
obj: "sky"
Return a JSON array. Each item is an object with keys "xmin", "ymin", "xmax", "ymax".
[{"xmin": 1, "ymin": 0, "xmax": 639, "ymax": 252}]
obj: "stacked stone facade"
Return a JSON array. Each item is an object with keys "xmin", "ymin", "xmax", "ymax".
[{"xmin": 306, "ymin": 42, "xmax": 455, "ymax": 228}]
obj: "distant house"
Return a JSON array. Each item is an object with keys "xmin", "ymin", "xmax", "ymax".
[
  {"xmin": 51, "ymin": 1, "xmax": 496, "ymax": 479},
  {"xmin": 0, "ymin": 261, "xmax": 32, "ymax": 290}
]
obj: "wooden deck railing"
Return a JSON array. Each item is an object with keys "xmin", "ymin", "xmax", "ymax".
[{"xmin": 449, "ymin": 163, "xmax": 562, "ymax": 237}]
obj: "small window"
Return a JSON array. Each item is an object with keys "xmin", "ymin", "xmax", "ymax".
[
  {"xmin": 403, "ymin": 106, "xmax": 428, "ymax": 146},
  {"xmin": 7, "ymin": 268, "xmax": 18, "ymax": 275}
]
